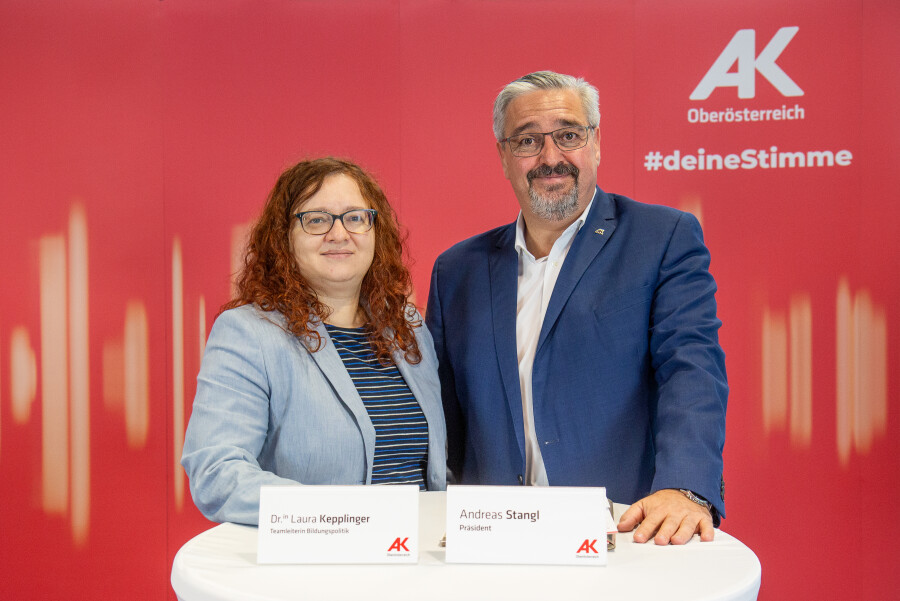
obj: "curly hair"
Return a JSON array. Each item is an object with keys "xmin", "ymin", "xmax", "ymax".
[{"xmin": 224, "ymin": 157, "xmax": 421, "ymax": 364}]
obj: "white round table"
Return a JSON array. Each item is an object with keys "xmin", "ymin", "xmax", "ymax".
[{"xmin": 172, "ymin": 491, "xmax": 760, "ymax": 601}]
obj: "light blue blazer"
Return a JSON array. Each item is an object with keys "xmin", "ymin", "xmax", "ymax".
[{"xmin": 182, "ymin": 304, "xmax": 447, "ymax": 525}]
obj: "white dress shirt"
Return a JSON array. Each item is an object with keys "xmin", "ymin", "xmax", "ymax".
[{"xmin": 514, "ymin": 195, "xmax": 595, "ymax": 486}]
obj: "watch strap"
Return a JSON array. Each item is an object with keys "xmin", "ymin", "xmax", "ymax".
[{"xmin": 678, "ymin": 488, "xmax": 712, "ymax": 510}]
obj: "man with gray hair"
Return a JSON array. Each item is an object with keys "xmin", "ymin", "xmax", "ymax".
[{"xmin": 426, "ymin": 71, "xmax": 728, "ymax": 544}]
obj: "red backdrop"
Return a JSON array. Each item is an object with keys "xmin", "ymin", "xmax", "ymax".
[{"xmin": 1, "ymin": 1, "xmax": 897, "ymax": 599}]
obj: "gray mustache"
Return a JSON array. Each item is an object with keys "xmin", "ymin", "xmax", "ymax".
[{"xmin": 527, "ymin": 162, "xmax": 579, "ymax": 182}]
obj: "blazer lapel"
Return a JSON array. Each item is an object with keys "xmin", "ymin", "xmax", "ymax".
[
  {"xmin": 489, "ymin": 224, "xmax": 527, "ymax": 458},
  {"xmin": 394, "ymin": 354, "xmax": 439, "ymax": 444},
  {"xmin": 537, "ymin": 188, "xmax": 618, "ymax": 354},
  {"xmin": 393, "ymin": 349, "xmax": 444, "ymax": 487},
  {"xmin": 305, "ymin": 321, "xmax": 376, "ymax": 481}
]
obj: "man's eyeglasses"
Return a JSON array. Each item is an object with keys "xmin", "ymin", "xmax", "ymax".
[
  {"xmin": 500, "ymin": 125, "xmax": 594, "ymax": 157},
  {"xmin": 294, "ymin": 209, "xmax": 377, "ymax": 235}
]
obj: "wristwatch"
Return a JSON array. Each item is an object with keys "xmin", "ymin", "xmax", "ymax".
[{"xmin": 678, "ymin": 489, "xmax": 712, "ymax": 511}]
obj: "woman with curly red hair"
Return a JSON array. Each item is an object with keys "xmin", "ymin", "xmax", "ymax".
[{"xmin": 182, "ymin": 158, "xmax": 446, "ymax": 525}]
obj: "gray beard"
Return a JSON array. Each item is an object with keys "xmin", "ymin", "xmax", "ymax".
[{"xmin": 528, "ymin": 183, "xmax": 579, "ymax": 221}]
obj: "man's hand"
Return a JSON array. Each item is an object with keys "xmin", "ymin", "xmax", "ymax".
[{"xmin": 617, "ymin": 489, "xmax": 715, "ymax": 545}]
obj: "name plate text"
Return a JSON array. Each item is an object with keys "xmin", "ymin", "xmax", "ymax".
[
  {"xmin": 445, "ymin": 485, "xmax": 609, "ymax": 566},
  {"xmin": 257, "ymin": 485, "xmax": 418, "ymax": 564}
]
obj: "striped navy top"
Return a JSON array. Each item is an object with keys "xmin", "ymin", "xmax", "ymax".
[{"xmin": 325, "ymin": 324, "xmax": 428, "ymax": 489}]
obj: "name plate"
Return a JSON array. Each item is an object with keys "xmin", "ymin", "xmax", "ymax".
[
  {"xmin": 257, "ymin": 485, "xmax": 419, "ymax": 564},
  {"xmin": 446, "ymin": 485, "xmax": 609, "ymax": 566}
]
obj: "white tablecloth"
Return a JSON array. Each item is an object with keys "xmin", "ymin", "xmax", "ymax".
[{"xmin": 172, "ymin": 491, "xmax": 760, "ymax": 601}]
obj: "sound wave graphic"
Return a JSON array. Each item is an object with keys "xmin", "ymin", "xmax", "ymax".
[
  {"xmin": 761, "ymin": 282, "xmax": 889, "ymax": 462},
  {"xmin": 2, "ymin": 204, "xmax": 214, "ymax": 543},
  {"xmin": 836, "ymin": 279, "xmax": 888, "ymax": 465}
]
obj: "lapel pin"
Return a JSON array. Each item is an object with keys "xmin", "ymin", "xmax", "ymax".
[{"xmin": 595, "ymin": 228, "xmax": 605, "ymax": 235}]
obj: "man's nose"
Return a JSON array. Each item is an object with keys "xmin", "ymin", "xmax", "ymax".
[{"xmin": 538, "ymin": 134, "xmax": 565, "ymax": 162}]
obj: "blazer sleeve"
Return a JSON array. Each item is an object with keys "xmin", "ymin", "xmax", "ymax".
[
  {"xmin": 647, "ymin": 211, "xmax": 728, "ymax": 519},
  {"xmin": 404, "ymin": 308, "xmax": 449, "ymax": 491},
  {"xmin": 181, "ymin": 308, "xmax": 298, "ymax": 525},
  {"xmin": 425, "ymin": 255, "xmax": 465, "ymax": 484}
]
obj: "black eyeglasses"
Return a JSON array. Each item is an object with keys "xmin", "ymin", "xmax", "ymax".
[
  {"xmin": 500, "ymin": 125, "xmax": 594, "ymax": 157},
  {"xmin": 294, "ymin": 209, "xmax": 377, "ymax": 235}
]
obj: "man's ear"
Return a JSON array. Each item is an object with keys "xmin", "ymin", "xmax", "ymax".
[{"xmin": 498, "ymin": 142, "xmax": 511, "ymax": 180}]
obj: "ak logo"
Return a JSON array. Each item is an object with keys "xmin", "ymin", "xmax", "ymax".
[
  {"xmin": 690, "ymin": 27, "xmax": 804, "ymax": 100},
  {"xmin": 576, "ymin": 539, "xmax": 599, "ymax": 554},
  {"xmin": 387, "ymin": 537, "xmax": 410, "ymax": 552}
]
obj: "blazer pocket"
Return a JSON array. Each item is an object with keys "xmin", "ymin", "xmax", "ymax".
[{"xmin": 593, "ymin": 284, "xmax": 652, "ymax": 321}]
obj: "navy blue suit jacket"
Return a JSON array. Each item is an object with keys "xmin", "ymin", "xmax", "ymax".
[{"xmin": 426, "ymin": 188, "xmax": 727, "ymax": 518}]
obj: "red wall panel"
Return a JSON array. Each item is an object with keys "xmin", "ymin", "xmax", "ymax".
[{"xmin": 0, "ymin": 1, "xmax": 896, "ymax": 599}]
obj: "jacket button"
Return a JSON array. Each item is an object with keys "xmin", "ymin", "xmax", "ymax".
[{"xmin": 517, "ymin": 474, "xmax": 524, "ymax": 484}]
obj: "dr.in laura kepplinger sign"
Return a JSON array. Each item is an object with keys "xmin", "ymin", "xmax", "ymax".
[{"xmin": 257, "ymin": 485, "xmax": 419, "ymax": 564}]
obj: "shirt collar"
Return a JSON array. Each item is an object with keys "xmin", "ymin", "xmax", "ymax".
[{"xmin": 514, "ymin": 188, "xmax": 597, "ymax": 257}]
